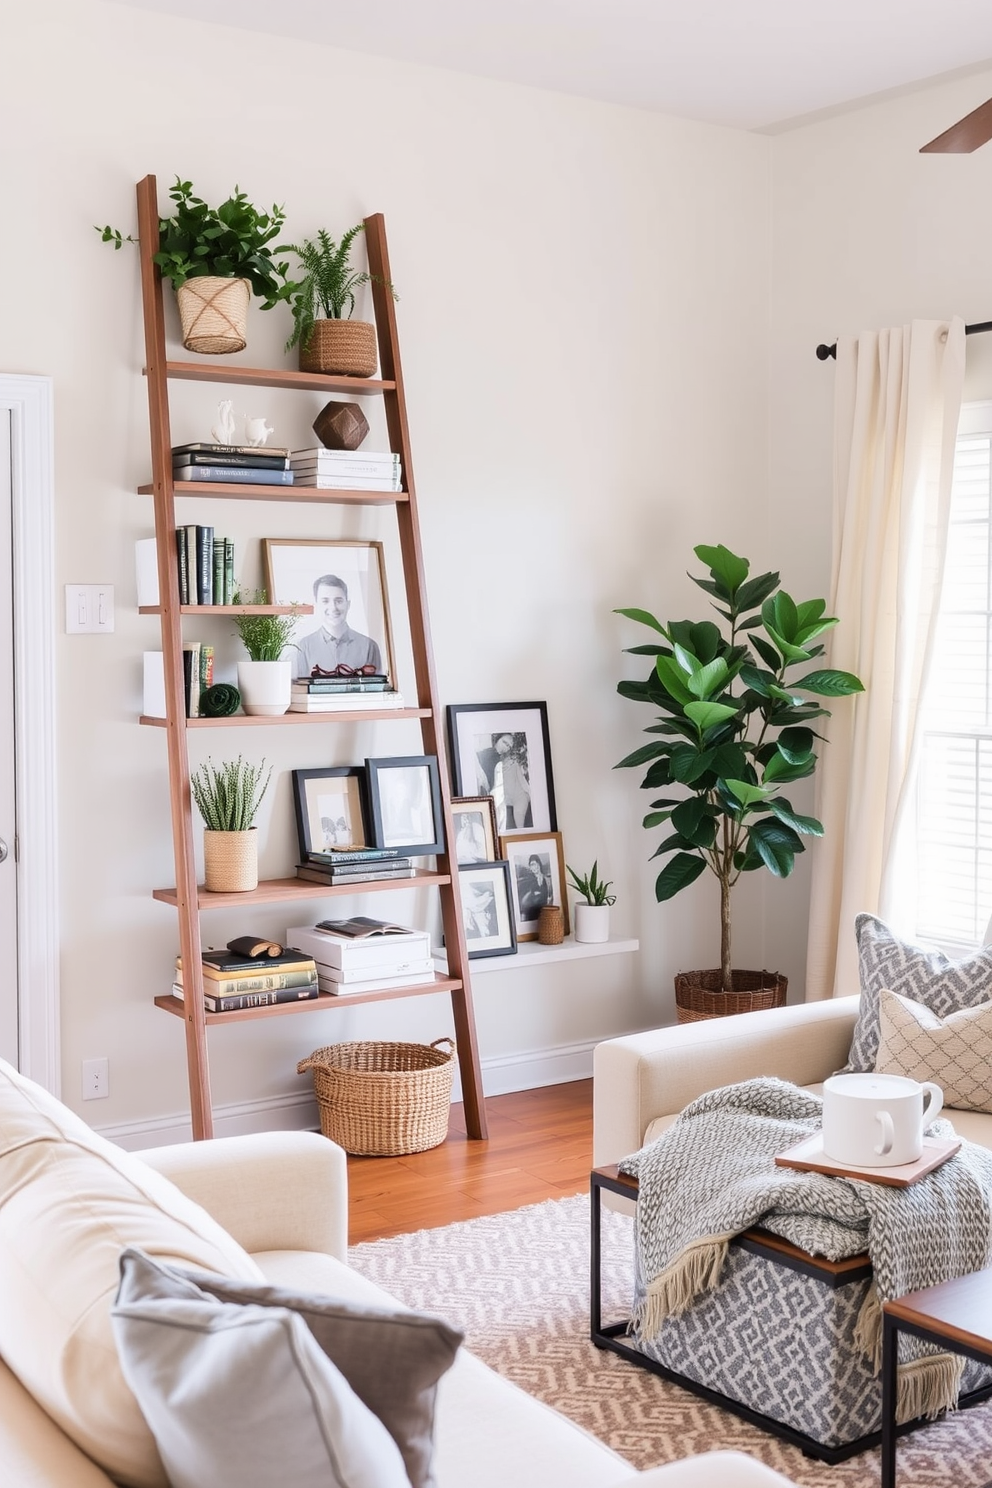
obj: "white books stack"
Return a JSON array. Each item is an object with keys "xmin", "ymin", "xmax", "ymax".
[
  {"xmin": 286, "ymin": 922, "xmax": 433, "ymax": 995},
  {"xmin": 290, "ymin": 448, "xmax": 402, "ymax": 491},
  {"xmin": 288, "ymin": 686, "xmax": 407, "ymax": 712}
]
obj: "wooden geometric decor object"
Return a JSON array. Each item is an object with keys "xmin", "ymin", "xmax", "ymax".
[{"xmin": 312, "ymin": 400, "xmax": 371, "ymax": 450}]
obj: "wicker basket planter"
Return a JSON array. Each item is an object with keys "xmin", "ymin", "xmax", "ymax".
[
  {"xmin": 298, "ymin": 1038, "xmax": 457, "ymax": 1156},
  {"xmin": 674, "ymin": 968, "xmax": 788, "ymax": 1024},
  {"xmin": 299, "ymin": 319, "xmax": 378, "ymax": 377},
  {"xmin": 176, "ymin": 276, "xmax": 249, "ymax": 355},
  {"xmin": 202, "ymin": 828, "xmax": 257, "ymax": 893}
]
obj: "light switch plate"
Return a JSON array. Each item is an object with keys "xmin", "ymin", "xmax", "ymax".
[{"xmin": 65, "ymin": 584, "xmax": 115, "ymax": 634}]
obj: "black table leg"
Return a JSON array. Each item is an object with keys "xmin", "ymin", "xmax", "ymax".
[
  {"xmin": 881, "ymin": 1310, "xmax": 899, "ymax": 1488},
  {"xmin": 590, "ymin": 1170, "xmax": 602, "ymax": 1339}
]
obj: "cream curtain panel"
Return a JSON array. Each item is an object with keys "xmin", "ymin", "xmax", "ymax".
[{"xmin": 806, "ymin": 319, "xmax": 966, "ymax": 1002}]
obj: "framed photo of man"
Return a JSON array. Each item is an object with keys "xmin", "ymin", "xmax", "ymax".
[
  {"xmin": 263, "ymin": 539, "xmax": 396, "ymax": 683},
  {"xmin": 500, "ymin": 830, "xmax": 569, "ymax": 942},
  {"xmin": 446, "ymin": 702, "xmax": 557, "ymax": 835}
]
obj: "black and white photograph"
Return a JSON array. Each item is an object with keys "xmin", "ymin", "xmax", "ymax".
[
  {"xmin": 447, "ymin": 702, "xmax": 557, "ymax": 834},
  {"xmin": 263, "ymin": 539, "xmax": 396, "ymax": 683},
  {"xmin": 457, "ymin": 861, "xmax": 517, "ymax": 959},
  {"xmin": 501, "ymin": 831, "xmax": 569, "ymax": 941},
  {"xmin": 451, "ymin": 796, "xmax": 499, "ymax": 865},
  {"xmin": 291, "ymin": 767, "xmax": 368, "ymax": 859},
  {"xmin": 365, "ymin": 755, "xmax": 444, "ymax": 856}
]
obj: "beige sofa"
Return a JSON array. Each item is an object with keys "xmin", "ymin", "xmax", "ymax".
[{"xmin": 0, "ymin": 1057, "xmax": 794, "ymax": 1488}]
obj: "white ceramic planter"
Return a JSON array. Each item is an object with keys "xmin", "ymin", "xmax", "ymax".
[
  {"xmin": 237, "ymin": 660, "xmax": 292, "ymax": 716},
  {"xmin": 574, "ymin": 903, "xmax": 610, "ymax": 944}
]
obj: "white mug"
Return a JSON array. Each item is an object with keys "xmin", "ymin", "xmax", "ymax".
[{"xmin": 821, "ymin": 1072, "xmax": 943, "ymax": 1168}]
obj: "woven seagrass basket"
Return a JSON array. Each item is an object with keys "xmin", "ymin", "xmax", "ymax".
[
  {"xmin": 202, "ymin": 828, "xmax": 257, "ymax": 893},
  {"xmin": 299, "ymin": 319, "xmax": 378, "ymax": 377},
  {"xmin": 298, "ymin": 1038, "xmax": 457, "ymax": 1155},
  {"xmin": 674, "ymin": 968, "xmax": 788, "ymax": 1024},
  {"xmin": 176, "ymin": 276, "xmax": 249, "ymax": 354}
]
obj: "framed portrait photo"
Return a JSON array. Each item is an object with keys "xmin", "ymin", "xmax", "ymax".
[
  {"xmin": 451, "ymin": 796, "xmax": 499, "ymax": 865},
  {"xmin": 457, "ymin": 861, "xmax": 517, "ymax": 959},
  {"xmin": 500, "ymin": 831, "xmax": 569, "ymax": 942},
  {"xmin": 365, "ymin": 755, "xmax": 444, "ymax": 856},
  {"xmin": 292, "ymin": 767, "xmax": 369, "ymax": 859},
  {"xmin": 446, "ymin": 702, "xmax": 557, "ymax": 835},
  {"xmin": 263, "ymin": 539, "xmax": 396, "ymax": 683}
]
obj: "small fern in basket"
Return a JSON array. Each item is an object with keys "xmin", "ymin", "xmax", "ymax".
[{"xmin": 190, "ymin": 756, "xmax": 272, "ymax": 833}]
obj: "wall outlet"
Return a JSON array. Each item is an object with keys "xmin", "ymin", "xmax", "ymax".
[{"xmin": 82, "ymin": 1057, "xmax": 109, "ymax": 1100}]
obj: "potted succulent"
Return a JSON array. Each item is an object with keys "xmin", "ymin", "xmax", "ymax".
[
  {"xmin": 190, "ymin": 755, "xmax": 272, "ymax": 893},
  {"xmin": 232, "ymin": 590, "xmax": 299, "ymax": 716},
  {"xmin": 566, "ymin": 862, "xmax": 616, "ymax": 944},
  {"xmin": 97, "ymin": 177, "xmax": 288, "ymax": 354},
  {"xmin": 616, "ymin": 543, "xmax": 864, "ymax": 1020},
  {"xmin": 274, "ymin": 224, "xmax": 396, "ymax": 377}
]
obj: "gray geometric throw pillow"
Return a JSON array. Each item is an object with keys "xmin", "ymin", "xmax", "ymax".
[{"xmin": 847, "ymin": 912, "xmax": 992, "ymax": 1072}]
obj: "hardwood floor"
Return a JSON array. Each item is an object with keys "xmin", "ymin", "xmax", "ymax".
[{"xmin": 346, "ymin": 1078, "xmax": 593, "ymax": 1243}]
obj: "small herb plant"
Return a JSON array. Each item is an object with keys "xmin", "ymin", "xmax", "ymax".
[
  {"xmin": 232, "ymin": 589, "xmax": 299, "ymax": 661},
  {"xmin": 274, "ymin": 225, "xmax": 397, "ymax": 352},
  {"xmin": 566, "ymin": 861, "xmax": 616, "ymax": 907},
  {"xmin": 190, "ymin": 756, "xmax": 272, "ymax": 833},
  {"xmin": 97, "ymin": 177, "xmax": 289, "ymax": 300}
]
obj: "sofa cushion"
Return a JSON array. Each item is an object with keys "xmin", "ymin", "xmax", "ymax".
[
  {"xmin": 112, "ymin": 1249, "xmax": 409, "ymax": 1488},
  {"xmin": 875, "ymin": 987, "xmax": 992, "ymax": 1113},
  {"xmin": 0, "ymin": 1058, "xmax": 262, "ymax": 1488},
  {"xmin": 847, "ymin": 913, "xmax": 992, "ymax": 1071}
]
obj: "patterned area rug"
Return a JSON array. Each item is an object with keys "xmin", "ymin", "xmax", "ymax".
[{"xmin": 349, "ymin": 1192, "xmax": 992, "ymax": 1487}]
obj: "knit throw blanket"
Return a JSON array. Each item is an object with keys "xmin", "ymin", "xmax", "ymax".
[{"xmin": 618, "ymin": 1078, "xmax": 992, "ymax": 1424}]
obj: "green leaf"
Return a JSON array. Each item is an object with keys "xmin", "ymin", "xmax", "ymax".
[
  {"xmin": 735, "ymin": 571, "xmax": 781, "ymax": 613},
  {"xmin": 624, "ymin": 643, "xmax": 667, "ymax": 656},
  {"xmin": 655, "ymin": 655, "xmax": 695, "ymax": 705},
  {"xmin": 615, "ymin": 607, "xmax": 667, "ymax": 634},
  {"xmin": 615, "ymin": 741, "xmax": 669, "ymax": 769},
  {"xmin": 710, "ymin": 743, "xmax": 749, "ymax": 778},
  {"xmin": 768, "ymin": 800, "xmax": 824, "ymax": 836},
  {"xmin": 725, "ymin": 779, "xmax": 771, "ymax": 808},
  {"xmin": 668, "ymin": 620, "xmax": 723, "ymax": 662},
  {"xmin": 762, "ymin": 751, "xmax": 816, "ymax": 784},
  {"xmin": 694, "ymin": 544, "xmax": 750, "ymax": 595},
  {"xmin": 764, "ymin": 591, "xmax": 799, "ymax": 642},
  {"xmin": 642, "ymin": 810, "xmax": 673, "ymax": 828},
  {"xmin": 655, "ymin": 852, "xmax": 708, "ymax": 901},
  {"xmin": 686, "ymin": 657, "xmax": 729, "ymax": 700},
  {"xmin": 775, "ymin": 726, "xmax": 814, "ymax": 764},
  {"xmin": 750, "ymin": 633, "xmax": 783, "ymax": 671},
  {"xmin": 794, "ymin": 669, "xmax": 865, "ymax": 697},
  {"xmin": 748, "ymin": 820, "xmax": 799, "ymax": 877},
  {"xmin": 685, "ymin": 701, "xmax": 738, "ymax": 731},
  {"xmin": 672, "ymin": 798, "xmax": 717, "ymax": 848},
  {"xmin": 762, "ymin": 618, "xmax": 812, "ymax": 665},
  {"xmin": 668, "ymin": 745, "xmax": 716, "ymax": 783}
]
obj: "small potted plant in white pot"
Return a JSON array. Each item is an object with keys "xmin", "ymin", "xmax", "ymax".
[
  {"xmin": 275, "ymin": 224, "xmax": 396, "ymax": 377},
  {"xmin": 190, "ymin": 756, "xmax": 272, "ymax": 893},
  {"xmin": 566, "ymin": 862, "xmax": 616, "ymax": 944},
  {"xmin": 232, "ymin": 591, "xmax": 299, "ymax": 716}
]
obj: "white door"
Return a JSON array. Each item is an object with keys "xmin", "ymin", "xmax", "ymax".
[{"xmin": 0, "ymin": 409, "xmax": 16, "ymax": 1063}]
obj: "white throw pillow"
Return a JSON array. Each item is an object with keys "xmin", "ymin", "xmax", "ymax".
[
  {"xmin": 0, "ymin": 1057, "xmax": 263, "ymax": 1488},
  {"xmin": 876, "ymin": 986, "xmax": 992, "ymax": 1113},
  {"xmin": 112, "ymin": 1249, "xmax": 410, "ymax": 1488}
]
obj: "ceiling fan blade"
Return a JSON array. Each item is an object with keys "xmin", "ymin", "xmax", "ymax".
[{"xmin": 921, "ymin": 97, "xmax": 992, "ymax": 153}]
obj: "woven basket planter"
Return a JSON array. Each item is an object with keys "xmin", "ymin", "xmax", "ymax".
[
  {"xmin": 674, "ymin": 968, "xmax": 788, "ymax": 1024},
  {"xmin": 299, "ymin": 319, "xmax": 378, "ymax": 377},
  {"xmin": 202, "ymin": 828, "xmax": 257, "ymax": 893},
  {"xmin": 176, "ymin": 276, "xmax": 249, "ymax": 355},
  {"xmin": 298, "ymin": 1038, "xmax": 456, "ymax": 1156}
]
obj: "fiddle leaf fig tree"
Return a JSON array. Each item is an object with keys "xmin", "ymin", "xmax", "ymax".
[{"xmin": 615, "ymin": 544, "xmax": 864, "ymax": 992}]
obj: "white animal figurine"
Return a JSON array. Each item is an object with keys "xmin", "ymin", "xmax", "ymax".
[
  {"xmin": 211, "ymin": 400, "xmax": 236, "ymax": 445},
  {"xmin": 245, "ymin": 417, "xmax": 274, "ymax": 447}
]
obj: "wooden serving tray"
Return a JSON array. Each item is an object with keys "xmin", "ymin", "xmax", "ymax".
[{"xmin": 775, "ymin": 1133, "xmax": 962, "ymax": 1187}]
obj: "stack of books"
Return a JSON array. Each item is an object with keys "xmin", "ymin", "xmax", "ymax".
[
  {"xmin": 296, "ymin": 848, "xmax": 417, "ymax": 886},
  {"xmin": 172, "ymin": 442, "xmax": 295, "ymax": 488},
  {"xmin": 173, "ymin": 945, "xmax": 319, "ymax": 1012},
  {"xmin": 290, "ymin": 448, "xmax": 402, "ymax": 491},
  {"xmin": 182, "ymin": 640, "xmax": 214, "ymax": 717},
  {"xmin": 176, "ymin": 524, "xmax": 235, "ymax": 605},
  {"xmin": 285, "ymin": 917, "xmax": 433, "ymax": 996},
  {"xmin": 289, "ymin": 675, "xmax": 406, "ymax": 712}
]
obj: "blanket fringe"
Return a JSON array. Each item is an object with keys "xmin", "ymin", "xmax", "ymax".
[
  {"xmin": 854, "ymin": 1284, "xmax": 883, "ymax": 1370},
  {"xmin": 854, "ymin": 1283, "xmax": 964, "ymax": 1423},
  {"xmin": 633, "ymin": 1236, "xmax": 730, "ymax": 1338}
]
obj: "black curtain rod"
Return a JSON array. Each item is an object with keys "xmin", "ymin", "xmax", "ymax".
[{"xmin": 816, "ymin": 320, "xmax": 992, "ymax": 360}]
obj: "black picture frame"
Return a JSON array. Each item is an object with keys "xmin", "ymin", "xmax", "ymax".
[
  {"xmin": 291, "ymin": 767, "xmax": 369, "ymax": 859},
  {"xmin": 365, "ymin": 755, "xmax": 444, "ymax": 856},
  {"xmin": 457, "ymin": 860, "xmax": 518, "ymax": 959},
  {"xmin": 446, "ymin": 701, "xmax": 557, "ymax": 834}
]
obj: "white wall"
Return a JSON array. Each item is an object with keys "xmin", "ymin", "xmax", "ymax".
[{"xmin": 1, "ymin": 0, "xmax": 772, "ymax": 1139}]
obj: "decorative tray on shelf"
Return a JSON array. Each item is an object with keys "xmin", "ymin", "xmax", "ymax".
[{"xmin": 775, "ymin": 1132, "xmax": 962, "ymax": 1188}]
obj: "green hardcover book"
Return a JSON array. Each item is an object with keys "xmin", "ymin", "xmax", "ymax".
[{"xmin": 223, "ymin": 538, "xmax": 235, "ymax": 605}]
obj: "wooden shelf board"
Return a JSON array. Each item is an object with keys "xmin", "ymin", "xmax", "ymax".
[
  {"xmin": 436, "ymin": 936, "xmax": 640, "ymax": 975},
  {"xmin": 152, "ymin": 869, "xmax": 451, "ymax": 908},
  {"xmin": 140, "ymin": 708, "xmax": 430, "ymax": 727},
  {"xmin": 157, "ymin": 362, "xmax": 395, "ymax": 395},
  {"xmin": 138, "ymin": 481, "xmax": 408, "ymax": 505},
  {"xmin": 139, "ymin": 605, "xmax": 313, "ymax": 616},
  {"xmin": 154, "ymin": 976, "xmax": 463, "ymax": 1023}
]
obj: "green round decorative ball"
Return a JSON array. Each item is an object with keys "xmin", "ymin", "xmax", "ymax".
[{"xmin": 199, "ymin": 683, "xmax": 241, "ymax": 718}]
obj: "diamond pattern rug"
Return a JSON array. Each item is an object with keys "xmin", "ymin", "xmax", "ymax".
[{"xmin": 349, "ymin": 1192, "xmax": 992, "ymax": 1486}]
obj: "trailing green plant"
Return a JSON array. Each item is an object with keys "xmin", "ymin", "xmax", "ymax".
[
  {"xmin": 615, "ymin": 543, "xmax": 864, "ymax": 991},
  {"xmin": 96, "ymin": 177, "xmax": 289, "ymax": 299},
  {"xmin": 190, "ymin": 756, "xmax": 272, "ymax": 833},
  {"xmin": 273, "ymin": 225, "xmax": 397, "ymax": 352},
  {"xmin": 232, "ymin": 589, "xmax": 299, "ymax": 661},
  {"xmin": 566, "ymin": 861, "xmax": 616, "ymax": 907}
]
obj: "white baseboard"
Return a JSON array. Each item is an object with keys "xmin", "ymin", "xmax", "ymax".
[{"xmin": 103, "ymin": 1038, "xmax": 598, "ymax": 1150}]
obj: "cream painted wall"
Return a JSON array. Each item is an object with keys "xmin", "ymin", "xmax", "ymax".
[{"xmin": 1, "ymin": 0, "xmax": 772, "ymax": 1138}]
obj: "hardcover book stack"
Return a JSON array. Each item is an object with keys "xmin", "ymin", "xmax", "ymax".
[
  {"xmin": 175, "ymin": 524, "xmax": 235, "ymax": 606},
  {"xmin": 172, "ymin": 442, "xmax": 295, "ymax": 487},
  {"xmin": 296, "ymin": 847, "xmax": 417, "ymax": 886},
  {"xmin": 285, "ymin": 917, "xmax": 433, "ymax": 996},
  {"xmin": 289, "ymin": 674, "xmax": 406, "ymax": 712},
  {"xmin": 290, "ymin": 448, "xmax": 402, "ymax": 492},
  {"xmin": 174, "ymin": 944, "xmax": 320, "ymax": 1012}
]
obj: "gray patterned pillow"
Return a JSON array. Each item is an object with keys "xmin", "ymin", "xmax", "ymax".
[{"xmin": 847, "ymin": 913, "xmax": 992, "ymax": 1071}]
